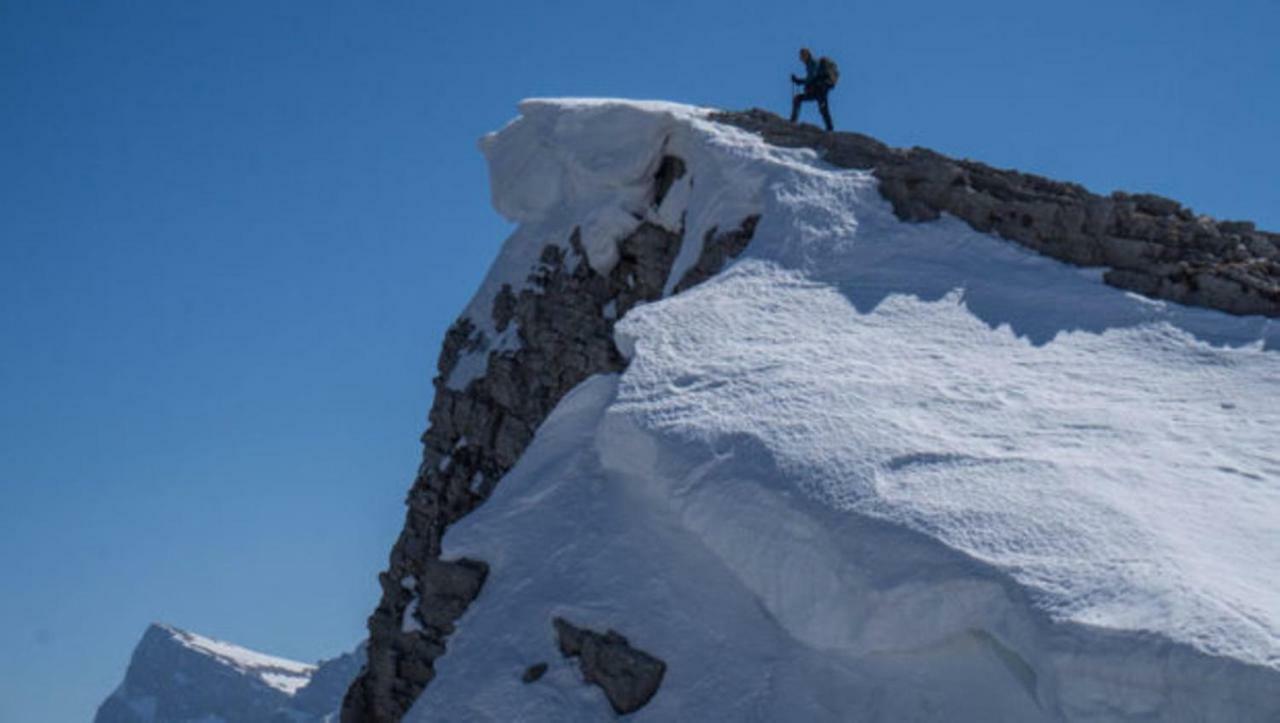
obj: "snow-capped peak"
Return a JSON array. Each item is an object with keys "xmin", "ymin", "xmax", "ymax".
[
  {"xmin": 95, "ymin": 623, "xmax": 360, "ymax": 723},
  {"xmin": 157, "ymin": 623, "xmax": 315, "ymax": 694}
]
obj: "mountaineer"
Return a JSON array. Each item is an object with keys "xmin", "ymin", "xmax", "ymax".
[{"xmin": 790, "ymin": 47, "xmax": 839, "ymax": 131}]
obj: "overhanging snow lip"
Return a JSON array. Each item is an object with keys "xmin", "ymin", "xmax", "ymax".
[{"xmin": 515, "ymin": 96, "xmax": 718, "ymax": 117}]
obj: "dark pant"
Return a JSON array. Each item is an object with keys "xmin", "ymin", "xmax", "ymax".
[{"xmin": 791, "ymin": 85, "xmax": 833, "ymax": 131}]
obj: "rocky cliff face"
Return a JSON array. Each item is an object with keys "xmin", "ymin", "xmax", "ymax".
[
  {"xmin": 340, "ymin": 146, "xmax": 759, "ymax": 719},
  {"xmin": 343, "ymin": 101, "xmax": 1278, "ymax": 722}
]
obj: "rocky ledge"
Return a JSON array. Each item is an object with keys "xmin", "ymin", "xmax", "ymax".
[{"xmin": 712, "ymin": 109, "xmax": 1280, "ymax": 317}]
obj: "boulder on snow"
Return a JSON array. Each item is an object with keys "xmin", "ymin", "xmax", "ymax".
[
  {"xmin": 520, "ymin": 662, "xmax": 548, "ymax": 683},
  {"xmin": 553, "ymin": 617, "xmax": 667, "ymax": 715}
]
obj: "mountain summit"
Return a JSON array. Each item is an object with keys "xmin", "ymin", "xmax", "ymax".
[{"xmin": 99, "ymin": 99, "xmax": 1280, "ymax": 722}]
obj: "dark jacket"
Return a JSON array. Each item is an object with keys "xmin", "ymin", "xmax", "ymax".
[{"xmin": 793, "ymin": 57, "xmax": 831, "ymax": 90}]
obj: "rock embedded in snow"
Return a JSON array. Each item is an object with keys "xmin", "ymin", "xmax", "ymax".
[
  {"xmin": 671, "ymin": 215, "xmax": 761, "ymax": 294},
  {"xmin": 521, "ymin": 661, "xmax": 549, "ymax": 683},
  {"xmin": 553, "ymin": 617, "xmax": 667, "ymax": 715}
]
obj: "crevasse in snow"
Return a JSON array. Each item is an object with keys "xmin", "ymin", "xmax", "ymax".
[{"xmin": 412, "ymin": 99, "xmax": 1279, "ymax": 721}]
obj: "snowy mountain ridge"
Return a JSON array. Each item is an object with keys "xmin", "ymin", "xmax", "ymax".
[
  {"xmin": 345, "ymin": 100, "xmax": 1279, "ymax": 721},
  {"xmin": 97, "ymin": 99, "xmax": 1279, "ymax": 722}
]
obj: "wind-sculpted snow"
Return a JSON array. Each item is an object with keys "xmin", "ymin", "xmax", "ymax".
[
  {"xmin": 614, "ymin": 256, "xmax": 1279, "ymax": 668},
  {"xmin": 604, "ymin": 122, "xmax": 1280, "ymax": 669},
  {"xmin": 358, "ymin": 99, "xmax": 1280, "ymax": 721},
  {"xmin": 447, "ymin": 99, "xmax": 822, "ymax": 390}
]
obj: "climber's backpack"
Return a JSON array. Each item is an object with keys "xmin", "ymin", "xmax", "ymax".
[{"xmin": 819, "ymin": 56, "xmax": 840, "ymax": 88}]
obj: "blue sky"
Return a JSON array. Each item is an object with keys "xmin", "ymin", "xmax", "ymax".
[{"xmin": 1, "ymin": 1, "xmax": 1276, "ymax": 719}]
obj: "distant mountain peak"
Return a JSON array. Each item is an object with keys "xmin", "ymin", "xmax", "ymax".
[
  {"xmin": 95, "ymin": 623, "xmax": 360, "ymax": 723},
  {"xmin": 151, "ymin": 623, "xmax": 315, "ymax": 695}
]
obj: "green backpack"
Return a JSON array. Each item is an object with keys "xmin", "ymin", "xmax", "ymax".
[{"xmin": 819, "ymin": 56, "xmax": 840, "ymax": 87}]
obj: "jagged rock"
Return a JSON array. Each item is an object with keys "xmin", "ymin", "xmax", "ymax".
[
  {"xmin": 341, "ymin": 152, "xmax": 758, "ymax": 722},
  {"xmin": 673, "ymin": 216, "xmax": 762, "ymax": 294},
  {"xmin": 711, "ymin": 108, "xmax": 1280, "ymax": 317},
  {"xmin": 552, "ymin": 618, "xmax": 666, "ymax": 715},
  {"xmin": 412, "ymin": 558, "xmax": 488, "ymax": 630}
]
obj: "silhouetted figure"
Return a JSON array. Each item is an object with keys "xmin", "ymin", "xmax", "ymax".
[{"xmin": 790, "ymin": 47, "xmax": 838, "ymax": 131}]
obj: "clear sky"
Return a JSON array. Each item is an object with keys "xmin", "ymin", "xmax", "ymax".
[{"xmin": 1, "ymin": 1, "xmax": 1276, "ymax": 720}]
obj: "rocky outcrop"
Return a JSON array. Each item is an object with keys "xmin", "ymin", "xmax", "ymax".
[
  {"xmin": 341, "ymin": 153, "xmax": 759, "ymax": 721},
  {"xmin": 712, "ymin": 109, "xmax": 1280, "ymax": 317},
  {"xmin": 552, "ymin": 617, "xmax": 667, "ymax": 715},
  {"xmin": 672, "ymin": 215, "xmax": 760, "ymax": 295}
]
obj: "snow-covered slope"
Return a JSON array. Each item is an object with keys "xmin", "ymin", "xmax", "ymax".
[
  {"xmin": 393, "ymin": 100, "xmax": 1279, "ymax": 721},
  {"xmin": 95, "ymin": 624, "xmax": 360, "ymax": 723}
]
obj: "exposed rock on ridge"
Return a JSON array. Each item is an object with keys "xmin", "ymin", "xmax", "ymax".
[
  {"xmin": 712, "ymin": 109, "xmax": 1280, "ymax": 317},
  {"xmin": 341, "ymin": 153, "xmax": 759, "ymax": 721}
]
